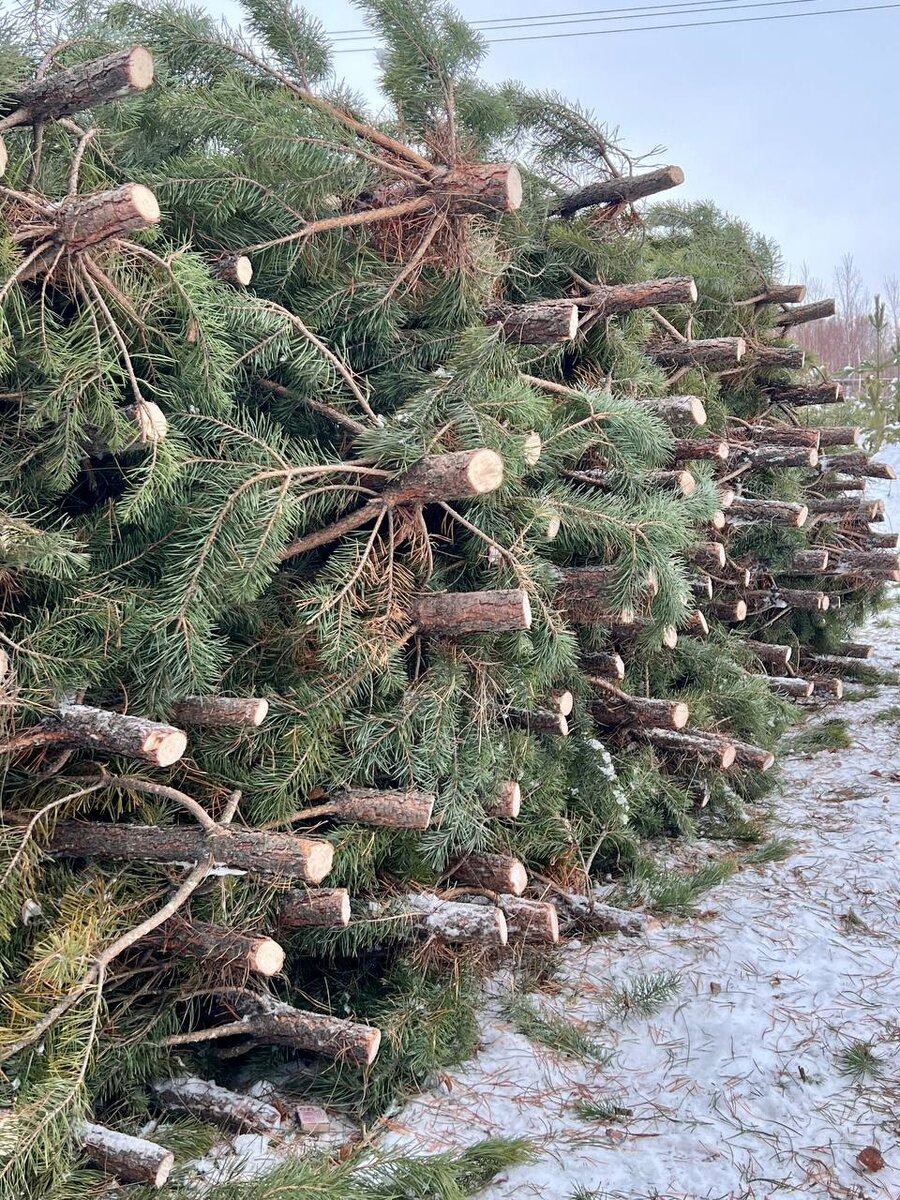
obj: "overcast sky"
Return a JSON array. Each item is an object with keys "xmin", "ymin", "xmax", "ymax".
[{"xmin": 210, "ymin": 0, "xmax": 899, "ymax": 298}]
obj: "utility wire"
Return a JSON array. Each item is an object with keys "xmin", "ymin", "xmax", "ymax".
[{"xmin": 330, "ymin": 1, "xmax": 899, "ymax": 52}]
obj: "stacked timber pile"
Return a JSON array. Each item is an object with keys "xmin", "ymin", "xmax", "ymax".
[{"xmin": 0, "ymin": 5, "xmax": 887, "ymax": 1195}]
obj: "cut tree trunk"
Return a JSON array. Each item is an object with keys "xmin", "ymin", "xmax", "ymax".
[
  {"xmin": 652, "ymin": 337, "xmax": 746, "ymax": 370},
  {"xmin": 816, "ymin": 426, "xmax": 861, "ymax": 447},
  {"xmin": 433, "ymin": 163, "xmax": 522, "ymax": 213},
  {"xmin": 648, "ymin": 469, "xmax": 697, "ymax": 495},
  {"xmin": 171, "ymin": 695, "xmax": 269, "ymax": 728},
  {"xmin": 553, "ymin": 565, "xmax": 656, "ymax": 601},
  {"xmin": 806, "ymin": 498, "xmax": 883, "ymax": 519},
  {"xmin": 773, "ymin": 299, "xmax": 836, "ymax": 328},
  {"xmin": 709, "ymin": 598, "xmax": 748, "ymax": 621},
  {"xmin": 740, "ymin": 284, "xmax": 807, "ymax": 305},
  {"xmin": 552, "ymin": 165, "xmax": 684, "ymax": 218},
  {"xmin": 410, "ymin": 589, "xmax": 531, "ymax": 635},
  {"xmin": 864, "ymin": 530, "xmax": 898, "ymax": 547},
  {"xmin": 76, "ymin": 1122, "xmax": 173, "ymax": 1188},
  {"xmin": 506, "ymin": 707, "xmax": 569, "ymax": 736},
  {"xmin": 636, "ymin": 726, "xmax": 736, "ymax": 768},
  {"xmin": 826, "ymin": 550, "xmax": 900, "ymax": 573},
  {"xmin": 233, "ymin": 992, "xmax": 381, "ymax": 1065},
  {"xmin": 0, "ymin": 47, "xmax": 154, "ymax": 128},
  {"xmin": 671, "ymin": 438, "xmax": 729, "ymax": 463},
  {"xmin": 773, "ymin": 549, "xmax": 831, "ymax": 572},
  {"xmin": 641, "ymin": 395, "xmax": 706, "ymax": 428},
  {"xmin": 279, "ymin": 888, "xmax": 351, "ymax": 929},
  {"xmin": 148, "ymin": 918, "xmax": 284, "ymax": 976},
  {"xmin": 590, "ymin": 695, "xmax": 689, "ymax": 730},
  {"xmin": 522, "ymin": 430, "xmax": 543, "ymax": 465},
  {"xmin": 744, "ymin": 587, "xmax": 829, "ymax": 612},
  {"xmin": 486, "ymin": 781, "xmax": 522, "ymax": 819},
  {"xmin": 817, "ymin": 478, "xmax": 866, "ymax": 493},
  {"xmin": 739, "ymin": 445, "xmax": 818, "ymax": 469},
  {"xmin": 752, "ymin": 346, "xmax": 805, "ymax": 370},
  {"xmin": 692, "ymin": 574, "xmax": 713, "ymax": 599},
  {"xmin": 54, "ymin": 184, "xmax": 161, "ymax": 250},
  {"xmin": 729, "ymin": 738, "xmax": 776, "ymax": 771},
  {"xmin": 405, "ymin": 893, "xmax": 508, "ymax": 946},
  {"xmin": 820, "ymin": 453, "xmax": 897, "ymax": 480},
  {"xmin": 153, "ymin": 1076, "xmax": 282, "ymax": 1133},
  {"xmin": 387, "ymin": 449, "xmax": 505, "ymax": 502},
  {"xmin": 610, "ymin": 619, "xmax": 678, "ymax": 648},
  {"xmin": 498, "ymin": 895, "xmax": 560, "ymax": 943},
  {"xmin": 809, "ymin": 675, "xmax": 843, "ymax": 698},
  {"xmin": 575, "ymin": 275, "xmax": 698, "ymax": 315},
  {"xmin": 581, "ymin": 651, "xmax": 626, "ymax": 681},
  {"xmin": 48, "ymin": 703, "xmax": 187, "ymax": 766},
  {"xmin": 801, "ymin": 653, "xmax": 876, "ymax": 681},
  {"xmin": 688, "ymin": 542, "xmax": 727, "ymax": 570},
  {"xmin": 745, "ymin": 639, "xmax": 793, "ymax": 667},
  {"xmin": 755, "ymin": 675, "xmax": 815, "ymax": 698},
  {"xmin": 332, "ymin": 786, "xmax": 435, "ymax": 829},
  {"xmin": 486, "ymin": 301, "xmax": 578, "ymax": 343},
  {"xmin": 208, "ymin": 253, "xmax": 253, "ymax": 286},
  {"xmin": 453, "ymin": 852, "xmax": 528, "ymax": 895},
  {"xmin": 727, "ymin": 497, "xmax": 808, "ymax": 527},
  {"xmin": 835, "ymin": 641, "xmax": 873, "ymax": 659},
  {"xmin": 685, "ymin": 609, "xmax": 710, "ymax": 636},
  {"xmin": 741, "ymin": 424, "xmax": 821, "ymax": 448},
  {"xmin": 48, "ymin": 821, "xmax": 334, "ymax": 883},
  {"xmin": 763, "ymin": 381, "xmax": 843, "ymax": 407}
]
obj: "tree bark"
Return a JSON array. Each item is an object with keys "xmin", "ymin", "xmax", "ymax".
[
  {"xmin": 641, "ymin": 395, "xmax": 707, "ymax": 428},
  {"xmin": 590, "ymin": 695, "xmax": 689, "ymax": 730},
  {"xmin": 740, "ymin": 284, "xmax": 807, "ymax": 305},
  {"xmin": 864, "ymin": 530, "xmax": 898, "ymax": 548},
  {"xmin": 685, "ymin": 609, "xmax": 709, "ymax": 636},
  {"xmin": 54, "ymin": 184, "xmax": 160, "ymax": 250},
  {"xmin": 581, "ymin": 651, "xmax": 626, "ymax": 681},
  {"xmin": 740, "ymin": 424, "xmax": 821, "ymax": 448},
  {"xmin": 279, "ymin": 887, "xmax": 351, "ymax": 929},
  {"xmin": 575, "ymin": 275, "xmax": 697, "ymax": 315},
  {"xmin": 48, "ymin": 821, "xmax": 334, "ymax": 882},
  {"xmin": 817, "ymin": 478, "xmax": 866, "ymax": 493},
  {"xmin": 610, "ymin": 619, "xmax": 678, "ymax": 648},
  {"xmin": 752, "ymin": 346, "xmax": 805, "ymax": 370},
  {"xmin": 452, "ymin": 852, "xmax": 528, "ymax": 895},
  {"xmin": 171, "ymin": 695, "xmax": 269, "ymax": 728},
  {"xmin": 744, "ymin": 587, "xmax": 829, "ymax": 612},
  {"xmin": 147, "ymin": 918, "xmax": 284, "ymax": 976},
  {"xmin": 648, "ymin": 469, "xmax": 697, "ymax": 495},
  {"xmin": 739, "ymin": 445, "xmax": 818, "ymax": 468},
  {"xmin": 826, "ymin": 549, "xmax": 900, "ymax": 573},
  {"xmin": 671, "ymin": 438, "xmax": 729, "ymax": 463},
  {"xmin": 835, "ymin": 641, "xmax": 873, "ymax": 659},
  {"xmin": 800, "ymin": 653, "xmax": 875, "ymax": 681},
  {"xmin": 387, "ymin": 449, "xmax": 505, "ymax": 502},
  {"xmin": 820, "ymin": 453, "xmax": 897, "ymax": 480},
  {"xmin": 553, "ymin": 564, "xmax": 655, "ymax": 600},
  {"xmin": 48, "ymin": 703, "xmax": 187, "ymax": 766},
  {"xmin": 208, "ymin": 253, "xmax": 253, "ymax": 286},
  {"xmin": 808, "ymin": 675, "xmax": 843, "ymax": 698},
  {"xmin": 688, "ymin": 542, "xmax": 726, "ymax": 570},
  {"xmin": 405, "ymin": 893, "xmax": 508, "ymax": 946},
  {"xmin": 635, "ymin": 726, "xmax": 736, "ymax": 768},
  {"xmin": 552, "ymin": 165, "xmax": 684, "ymax": 218},
  {"xmin": 763, "ymin": 381, "xmax": 843, "ymax": 407},
  {"xmin": 333, "ymin": 786, "xmax": 435, "ymax": 829},
  {"xmin": 709, "ymin": 598, "xmax": 748, "ymax": 621},
  {"xmin": 806, "ymin": 498, "xmax": 883, "ymax": 518},
  {"xmin": 1, "ymin": 48, "xmax": 154, "ymax": 128},
  {"xmin": 727, "ymin": 497, "xmax": 808, "ymax": 527},
  {"xmin": 816, "ymin": 425, "xmax": 861, "ymax": 447},
  {"xmin": 76, "ymin": 1122, "xmax": 174, "ymax": 1188},
  {"xmin": 754, "ymin": 674, "xmax": 814, "ymax": 698},
  {"xmin": 153, "ymin": 1076, "xmax": 282, "ymax": 1132},
  {"xmin": 433, "ymin": 162, "xmax": 522, "ymax": 213},
  {"xmin": 772, "ymin": 549, "xmax": 831, "ymax": 572},
  {"xmin": 411, "ymin": 589, "xmax": 531, "ymax": 635},
  {"xmin": 233, "ymin": 992, "xmax": 381, "ymax": 1065},
  {"xmin": 486, "ymin": 781, "xmax": 522, "ymax": 819},
  {"xmin": 745, "ymin": 639, "xmax": 793, "ymax": 668},
  {"xmin": 729, "ymin": 738, "xmax": 776, "ymax": 771},
  {"xmin": 486, "ymin": 301, "xmax": 578, "ymax": 343},
  {"xmin": 506, "ymin": 707, "xmax": 569, "ymax": 736},
  {"xmin": 499, "ymin": 895, "xmax": 560, "ymax": 943},
  {"xmin": 652, "ymin": 337, "xmax": 746, "ymax": 370},
  {"xmin": 773, "ymin": 299, "xmax": 836, "ymax": 328},
  {"xmin": 552, "ymin": 892, "xmax": 659, "ymax": 936}
]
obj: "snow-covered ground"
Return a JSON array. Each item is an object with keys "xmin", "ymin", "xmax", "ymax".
[{"xmin": 376, "ymin": 465, "xmax": 900, "ymax": 1199}]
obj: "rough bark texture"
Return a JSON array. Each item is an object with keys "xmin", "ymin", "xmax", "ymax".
[
  {"xmin": 54, "ymin": 183, "xmax": 160, "ymax": 250},
  {"xmin": 76, "ymin": 1122, "xmax": 174, "ymax": 1188},
  {"xmin": 816, "ymin": 426, "xmax": 861, "ymax": 447},
  {"xmin": 636, "ymin": 726, "xmax": 736, "ymax": 768},
  {"xmin": 685, "ymin": 609, "xmax": 710, "ymax": 635},
  {"xmin": 827, "ymin": 550, "xmax": 900, "ymax": 573},
  {"xmin": 740, "ymin": 445, "xmax": 818, "ymax": 468},
  {"xmin": 590, "ymin": 695, "xmax": 690, "ymax": 731},
  {"xmin": 709, "ymin": 598, "xmax": 748, "ymax": 621},
  {"xmin": 672, "ymin": 438, "xmax": 730, "ymax": 463},
  {"xmin": 433, "ymin": 162, "xmax": 522, "ymax": 213},
  {"xmin": 486, "ymin": 301, "xmax": 578, "ymax": 343},
  {"xmin": 741, "ymin": 425, "xmax": 821, "ymax": 448},
  {"xmin": 688, "ymin": 542, "xmax": 727, "ymax": 570},
  {"xmin": 234, "ymin": 993, "xmax": 381, "ymax": 1065},
  {"xmin": 486, "ymin": 780, "xmax": 522, "ymax": 819},
  {"xmin": 148, "ymin": 919, "xmax": 284, "ymax": 976},
  {"xmin": 499, "ymin": 895, "xmax": 560, "ymax": 943},
  {"xmin": 153, "ymin": 1076, "xmax": 282, "ymax": 1133},
  {"xmin": 817, "ymin": 478, "xmax": 866, "ymax": 493},
  {"xmin": 208, "ymin": 253, "xmax": 253, "ymax": 286},
  {"xmin": 820, "ymin": 453, "xmax": 897, "ymax": 480},
  {"xmin": 744, "ymin": 284, "xmax": 807, "ymax": 305},
  {"xmin": 730, "ymin": 738, "xmax": 776, "ymax": 771},
  {"xmin": 1, "ymin": 48, "xmax": 154, "ymax": 128},
  {"xmin": 405, "ymin": 893, "xmax": 508, "ymax": 946},
  {"xmin": 745, "ymin": 639, "xmax": 792, "ymax": 667},
  {"xmin": 642, "ymin": 394, "xmax": 707, "ymax": 428},
  {"xmin": 411, "ymin": 589, "xmax": 531, "ymax": 635},
  {"xmin": 453, "ymin": 852, "xmax": 528, "ymax": 895},
  {"xmin": 553, "ymin": 564, "xmax": 653, "ymax": 600},
  {"xmin": 808, "ymin": 675, "xmax": 843, "ymax": 698},
  {"xmin": 171, "ymin": 695, "xmax": 269, "ymax": 728},
  {"xmin": 279, "ymin": 887, "xmax": 351, "ymax": 929},
  {"xmin": 388, "ymin": 449, "xmax": 505, "ymax": 502},
  {"xmin": 648, "ymin": 469, "xmax": 697, "ymax": 495},
  {"xmin": 836, "ymin": 641, "xmax": 873, "ymax": 659},
  {"xmin": 728, "ymin": 497, "xmax": 808, "ymax": 527},
  {"xmin": 652, "ymin": 337, "xmax": 746, "ymax": 369},
  {"xmin": 763, "ymin": 381, "xmax": 844, "ymax": 407},
  {"xmin": 801, "ymin": 653, "xmax": 877, "ymax": 681},
  {"xmin": 506, "ymin": 706, "xmax": 569, "ymax": 736},
  {"xmin": 581, "ymin": 651, "xmax": 626, "ymax": 681},
  {"xmin": 334, "ymin": 786, "xmax": 435, "ymax": 830},
  {"xmin": 610, "ymin": 619, "xmax": 678, "ymax": 648},
  {"xmin": 552, "ymin": 165, "xmax": 684, "ymax": 218},
  {"xmin": 752, "ymin": 346, "xmax": 805, "ymax": 370},
  {"xmin": 48, "ymin": 821, "xmax": 334, "ymax": 882},
  {"xmin": 49, "ymin": 703, "xmax": 187, "ymax": 766},
  {"xmin": 577, "ymin": 275, "xmax": 697, "ymax": 315},
  {"xmin": 775, "ymin": 549, "xmax": 830, "ymax": 572},
  {"xmin": 744, "ymin": 588, "xmax": 829, "ymax": 612},
  {"xmin": 773, "ymin": 298, "xmax": 836, "ymax": 328},
  {"xmin": 756, "ymin": 674, "xmax": 815, "ymax": 698},
  {"xmin": 806, "ymin": 497, "xmax": 883, "ymax": 518},
  {"xmin": 866, "ymin": 530, "xmax": 899, "ymax": 548}
]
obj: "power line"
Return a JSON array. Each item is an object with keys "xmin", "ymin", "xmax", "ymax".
[{"xmin": 330, "ymin": 1, "xmax": 899, "ymax": 52}]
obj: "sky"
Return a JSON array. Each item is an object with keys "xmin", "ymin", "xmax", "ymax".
[{"xmin": 209, "ymin": 0, "xmax": 900, "ymax": 298}]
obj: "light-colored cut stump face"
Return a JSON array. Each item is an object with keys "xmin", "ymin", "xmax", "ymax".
[
  {"xmin": 0, "ymin": 137, "xmax": 7, "ymax": 179},
  {"xmin": 647, "ymin": 570, "xmax": 660, "ymax": 597},
  {"xmin": 669, "ymin": 166, "xmax": 686, "ymax": 187},
  {"xmin": 796, "ymin": 505, "xmax": 809, "ymax": 528},
  {"xmin": 686, "ymin": 279, "xmax": 699, "ymax": 303},
  {"xmin": 721, "ymin": 745, "xmax": 737, "ymax": 769},
  {"xmin": 363, "ymin": 1027, "xmax": 383, "ymax": 1065},
  {"xmin": 565, "ymin": 304, "xmax": 579, "ymax": 339},
  {"xmin": 557, "ymin": 713, "xmax": 569, "ymax": 737},
  {"xmin": 505, "ymin": 164, "xmax": 523, "ymax": 212},
  {"xmin": 467, "ymin": 448, "xmax": 504, "ymax": 494},
  {"xmin": 522, "ymin": 431, "xmax": 542, "ymax": 466},
  {"xmin": 545, "ymin": 905, "xmax": 560, "ymax": 943},
  {"xmin": 144, "ymin": 728, "xmax": 188, "ymax": 767},
  {"xmin": 508, "ymin": 862, "xmax": 528, "ymax": 896},
  {"xmin": 678, "ymin": 471, "xmax": 697, "ymax": 496},
  {"xmin": 671, "ymin": 702, "xmax": 690, "ymax": 730},
  {"xmin": 303, "ymin": 840, "xmax": 334, "ymax": 884},
  {"xmin": 554, "ymin": 690, "xmax": 574, "ymax": 717},
  {"xmin": 500, "ymin": 781, "xmax": 521, "ymax": 818},
  {"xmin": 692, "ymin": 613, "xmax": 709, "ymax": 636},
  {"xmin": 759, "ymin": 751, "xmax": 776, "ymax": 771},
  {"xmin": 130, "ymin": 183, "xmax": 161, "ymax": 225},
  {"xmin": 336, "ymin": 890, "xmax": 351, "ymax": 926},
  {"xmin": 234, "ymin": 255, "xmax": 254, "ymax": 285},
  {"xmin": 733, "ymin": 337, "xmax": 747, "ymax": 362},
  {"xmin": 819, "ymin": 596, "xmax": 830, "ymax": 612},
  {"xmin": 128, "ymin": 47, "xmax": 155, "ymax": 90},
  {"xmin": 253, "ymin": 938, "xmax": 286, "ymax": 976},
  {"xmin": 690, "ymin": 398, "xmax": 707, "ymax": 425},
  {"xmin": 249, "ymin": 698, "xmax": 269, "ymax": 725},
  {"xmin": 520, "ymin": 591, "xmax": 533, "ymax": 630},
  {"xmin": 154, "ymin": 1152, "xmax": 176, "ymax": 1189},
  {"xmin": 734, "ymin": 601, "xmax": 748, "ymax": 621},
  {"xmin": 662, "ymin": 626, "xmax": 678, "ymax": 649},
  {"xmin": 544, "ymin": 515, "xmax": 561, "ymax": 540},
  {"xmin": 710, "ymin": 511, "xmax": 726, "ymax": 530}
]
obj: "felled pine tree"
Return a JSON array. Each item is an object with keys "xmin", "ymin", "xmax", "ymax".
[{"xmin": 0, "ymin": 0, "xmax": 861, "ymax": 1193}]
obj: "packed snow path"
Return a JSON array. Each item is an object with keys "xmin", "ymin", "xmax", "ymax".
[{"xmin": 379, "ymin": 616, "xmax": 900, "ymax": 1198}]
